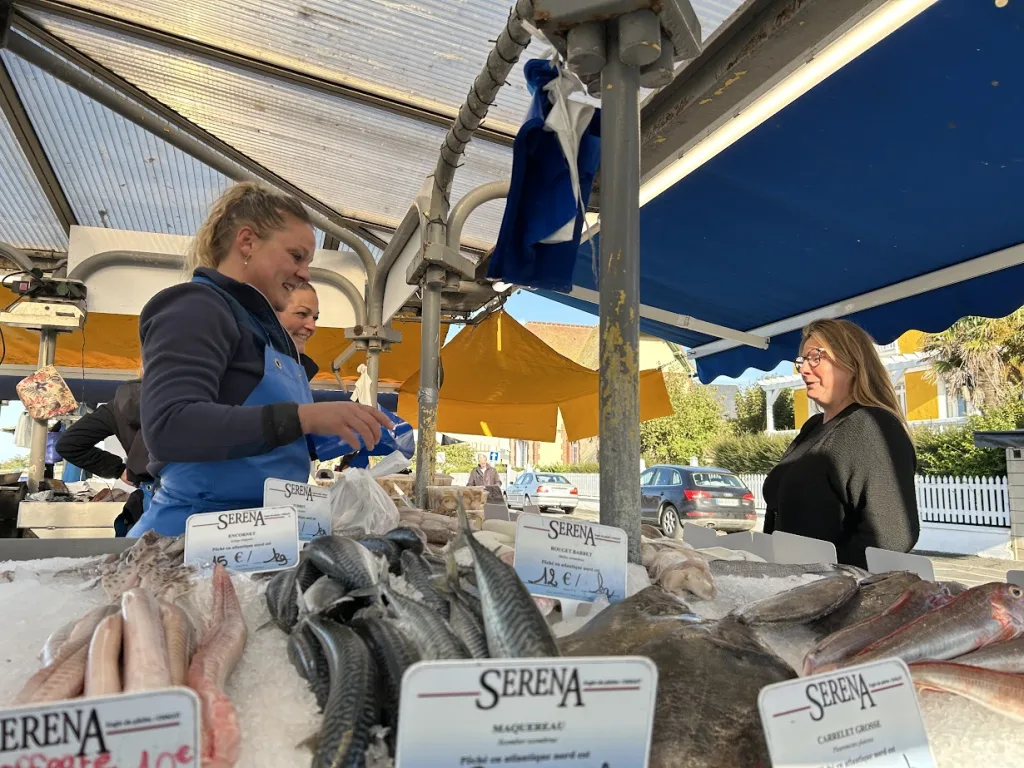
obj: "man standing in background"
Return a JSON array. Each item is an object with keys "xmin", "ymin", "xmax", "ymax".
[{"xmin": 467, "ymin": 452, "xmax": 501, "ymax": 493}]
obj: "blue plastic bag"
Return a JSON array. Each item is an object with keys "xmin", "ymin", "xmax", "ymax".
[{"xmin": 308, "ymin": 406, "xmax": 414, "ymax": 466}]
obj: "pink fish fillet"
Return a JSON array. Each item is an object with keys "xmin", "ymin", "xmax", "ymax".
[
  {"xmin": 188, "ymin": 565, "xmax": 248, "ymax": 768},
  {"xmin": 911, "ymin": 661, "xmax": 1024, "ymax": 722},
  {"xmin": 122, "ymin": 588, "xmax": 172, "ymax": 692},
  {"xmin": 85, "ymin": 612, "xmax": 123, "ymax": 697}
]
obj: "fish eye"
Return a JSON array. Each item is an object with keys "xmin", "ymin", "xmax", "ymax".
[{"xmin": 1011, "ymin": 586, "xmax": 1023, "ymax": 598}]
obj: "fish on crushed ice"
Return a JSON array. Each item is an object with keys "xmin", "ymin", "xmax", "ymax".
[
  {"xmin": 382, "ymin": 580, "xmax": 470, "ymax": 660},
  {"xmin": 85, "ymin": 612, "xmax": 122, "ymax": 697},
  {"xmin": 448, "ymin": 593, "xmax": 489, "ymax": 659},
  {"xmin": 456, "ymin": 498, "xmax": 559, "ymax": 658},
  {"xmin": 305, "ymin": 536, "xmax": 380, "ymax": 592},
  {"xmin": 659, "ymin": 561, "xmax": 717, "ymax": 601},
  {"xmin": 382, "ymin": 526, "xmax": 427, "ymax": 554},
  {"xmin": 911, "ymin": 661, "xmax": 1024, "ymax": 722},
  {"xmin": 398, "ymin": 549, "xmax": 450, "ymax": 619},
  {"xmin": 265, "ymin": 567, "xmax": 300, "ymax": 632},
  {"xmin": 305, "ymin": 617, "xmax": 378, "ymax": 768},
  {"xmin": 559, "ymin": 586, "xmax": 699, "ymax": 657},
  {"xmin": 953, "ymin": 636, "xmax": 1024, "ymax": 672},
  {"xmin": 639, "ymin": 619, "xmax": 795, "ymax": 767},
  {"xmin": 804, "ymin": 581, "xmax": 959, "ymax": 674},
  {"xmin": 160, "ymin": 601, "xmax": 194, "ymax": 687},
  {"xmin": 851, "ymin": 582, "xmax": 1024, "ymax": 668},
  {"xmin": 356, "ymin": 537, "xmax": 402, "ymax": 574},
  {"xmin": 122, "ymin": 588, "xmax": 172, "ymax": 692},
  {"xmin": 287, "ymin": 622, "xmax": 330, "ymax": 712},
  {"xmin": 812, "ymin": 570, "xmax": 923, "ymax": 635},
  {"xmin": 733, "ymin": 574, "xmax": 859, "ymax": 625},
  {"xmin": 40, "ymin": 603, "xmax": 119, "ymax": 667}
]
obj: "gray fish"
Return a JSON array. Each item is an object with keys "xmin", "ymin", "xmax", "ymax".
[
  {"xmin": 559, "ymin": 586, "xmax": 700, "ymax": 657},
  {"xmin": 305, "ymin": 536, "xmax": 380, "ymax": 592},
  {"xmin": 382, "ymin": 583, "xmax": 470, "ymax": 660},
  {"xmin": 399, "ymin": 550, "xmax": 450, "ymax": 620},
  {"xmin": 710, "ymin": 560, "xmax": 858, "ymax": 580},
  {"xmin": 296, "ymin": 557, "xmax": 324, "ymax": 593},
  {"xmin": 350, "ymin": 616, "xmax": 421, "ymax": 752},
  {"xmin": 287, "ymin": 622, "xmax": 330, "ymax": 711},
  {"xmin": 813, "ymin": 570, "xmax": 923, "ymax": 635},
  {"xmin": 356, "ymin": 537, "xmax": 402, "ymax": 574},
  {"xmin": 306, "ymin": 617, "xmax": 378, "ymax": 768},
  {"xmin": 448, "ymin": 595, "xmax": 489, "ymax": 659},
  {"xmin": 953, "ymin": 636, "xmax": 1024, "ymax": 672},
  {"xmin": 383, "ymin": 526, "xmax": 426, "ymax": 555},
  {"xmin": 456, "ymin": 499, "xmax": 559, "ymax": 658},
  {"xmin": 301, "ymin": 576, "xmax": 350, "ymax": 616},
  {"xmin": 640, "ymin": 619, "xmax": 795, "ymax": 767},
  {"xmin": 265, "ymin": 567, "xmax": 299, "ymax": 632},
  {"xmin": 733, "ymin": 574, "xmax": 859, "ymax": 625}
]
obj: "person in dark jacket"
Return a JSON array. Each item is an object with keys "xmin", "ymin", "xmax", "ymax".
[
  {"xmin": 762, "ymin": 319, "xmax": 919, "ymax": 568},
  {"xmin": 131, "ymin": 182, "xmax": 392, "ymax": 537},
  {"xmin": 56, "ymin": 379, "xmax": 152, "ymax": 536}
]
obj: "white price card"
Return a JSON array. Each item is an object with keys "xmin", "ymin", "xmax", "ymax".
[
  {"xmin": 513, "ymin": 514, "xmax": 628, "ymax": 603},
  {"xmin": 0, "ymin": 688, "xmax": 200, "ymax": 768},
  {"xmin": 184, "ymin": 505, "xmax": 299, "ymax": 573},
  {"xmin": 263, "ymin": 478, "xmax": 331, "ymax": 543},
  {"xmin": 395, "ymin": 657, "xmax": 657, "ymax": 768},
  {"xmin": 758, "ymin": 658, "xmax": 936, "ymax": 768}
]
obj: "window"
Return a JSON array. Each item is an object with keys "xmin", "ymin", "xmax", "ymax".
[
  {"xmin": 569, "ymin": 441, "xmax": 580, "ymax": 463},
  {"xmin": 668, "ymin": 469, "xmax": 682, "ymax": 485},
  {"xmin": 894, "ymin": 381, "xmax": 907, "ymax": 416},
  {"xmin": 875, "ymin": 341, "xmax": 899, "ymax": 356},
  {"xmin": 690, "ymin": 472, "xmax": 745, "ymax": 489},
  {"xmin": 640, "ymin": 469, "xmax": 655, "ymax": 486},
  {"xmin": 535, "ymin": 474, "xmax": 569, "ymax": 484},
  {"xmin": 654, "ymin": 468, "xmax": 678, "ymax": 485}
]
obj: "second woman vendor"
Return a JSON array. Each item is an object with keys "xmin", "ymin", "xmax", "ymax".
[{"xmin": 130, "ymin": 182, "xmax": 392, "ymax": 536}]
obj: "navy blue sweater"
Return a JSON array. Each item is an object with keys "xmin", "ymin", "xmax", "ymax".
[{"xmin": 140, "ymin": 268, "xmax": 310, "ymax": 476}]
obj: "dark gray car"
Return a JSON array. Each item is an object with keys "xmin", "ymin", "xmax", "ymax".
[{"xmin": 640, "ymin": 465, "xmax": 756, "ymax": 536}]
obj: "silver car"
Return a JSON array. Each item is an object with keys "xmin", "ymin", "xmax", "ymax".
[{"xmin": 505, "ymin": 472, "xmax": 579, "ymax": 513}]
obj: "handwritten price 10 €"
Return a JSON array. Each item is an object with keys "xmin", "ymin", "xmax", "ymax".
[{"xmin": 1, "ymin": 745, "xmax": 192, "ymax": 768}]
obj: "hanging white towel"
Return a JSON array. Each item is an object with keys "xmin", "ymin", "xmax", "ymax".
[{"xmin": 351, "ymin": 363, "xmax": 373, "ymax": 406}]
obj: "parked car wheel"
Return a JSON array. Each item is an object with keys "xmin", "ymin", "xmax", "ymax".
[{"xmin": 659, "ymin": 504, "xmax": 680, "ymax": 537}]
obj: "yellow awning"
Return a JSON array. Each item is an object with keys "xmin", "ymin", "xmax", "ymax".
[
  {"xmin": 0, "ymin": 287, "xmax": 440, "ymax": 387},
  {"xmin": 397, "ymin": 311, "xmax": 672, "ymax": 442}
]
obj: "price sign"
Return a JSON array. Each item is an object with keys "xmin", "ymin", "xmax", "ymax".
[
  {"xmin": 0, "ymin": 688, "xmax": 200, "ymax": 768},
  {"xmin": 395, "ymin": 657, "xmax": 657, "ymax": 768},
  {"xmin": 514, "ymin": 513, "xmax": 627, "ymax": 603},
  {"xmin": 184, "ymin": 505, "xmax": 299, "ymax": 573},
  {"xmin": 758, "ymin": 658, "xmax": 936, "ymax": 768},
  {"xmin": 263, "ymin": 478, "xmax": 331, "ymax": 543}
]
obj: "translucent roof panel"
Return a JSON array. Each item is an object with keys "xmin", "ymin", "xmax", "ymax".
[
  {"xmin": 0, "ymin": 105, "xmax": 68, "ymax": 251},
  {"xmin": 35, "ymin": 0, "xmax": 746, "ymax": 135},
  {"xmin": 40, "ymin": 13, "xmax": 514, "ymax": 248},
  {"xmin": 3, "ymin": 50, "xmax": 233, "ymax": 237}
]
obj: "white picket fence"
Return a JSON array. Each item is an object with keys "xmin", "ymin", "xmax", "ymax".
[{"xmin": 738, "ymin": 473, "xmax": 1010, "ymax": 528}]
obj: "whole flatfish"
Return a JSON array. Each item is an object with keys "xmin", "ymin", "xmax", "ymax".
[{"xmin": 733, "ymin": 575, "xmax": 859, "ymax": 625}]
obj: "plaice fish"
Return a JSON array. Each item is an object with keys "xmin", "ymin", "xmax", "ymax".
[
  {"xmin": 850, "ymin": 582, "xmax": 1024, "ymax": 668},
  {"xmin": 305, "ymin": 617, "xmax": 378, "ymax": 768},
  {"xmin": 732, "ymin": 574, "xmax": 859, "ymax": 625},
  {"xmin": 559, "ymin": 586, "xmax": 699, "ymax": 657},
  {"xmin": 812, "ymin": 570, "xmax": 923, "ymax": 635},
  {"xmin": 350, "ymin": 615, "xmax": 421, "ymax": 753},
  {"xmin": 305, "ymin": 536, "xmax": 380, "ymax": 592},
  {"xmin": 804, "ymin": 581, "xmax": 958, "ymax": 674},
  {"xmin": 953, "ymin": 636, "xmax": 1024, "ymax": 672},
  {"xmin": 709, "ymin": 560, "xmax": 860, "ymax": 580},
  {"xmin": 456, "ymin": 498, "xmax": 559, "ymax": 658},
  {"xmin": 639, "ymin": 619, "xmax": 794, "ymax": 767},
  {"xmin": 910, "ymin": 661, "xmax": 1024, "ymax": 722}
]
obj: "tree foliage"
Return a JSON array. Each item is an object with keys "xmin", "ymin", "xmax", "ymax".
[
  {"xmin": 640, "ymin": 374, "xmax": 732, "ymax": 465},
  {"xmin": 733, "ymin": 386, "xmax": 795, "ymax": 434},
  {"xmin": 711, "ymin": 433, "xmax": 793, "ymax": 473},
  {"xmin": 923, "ymin": 311, "xmax": 1024, "ymax": 410},
  {"xmin": 913, "ymin": 400, "xmax": 1024, "ymax": 477},
  {"xmin": 536, "ymin": 461, "xmax": 600, "ymax": 473}
]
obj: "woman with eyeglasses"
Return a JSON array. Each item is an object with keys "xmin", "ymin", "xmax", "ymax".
[{"xmin": 762, "ymin": 319, "xmax": 919, "ymax": 567}]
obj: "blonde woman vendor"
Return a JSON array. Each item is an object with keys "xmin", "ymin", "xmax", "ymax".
[{"xmin": 130, "ymin": 183, "xmax": 392, "ymax": 536}]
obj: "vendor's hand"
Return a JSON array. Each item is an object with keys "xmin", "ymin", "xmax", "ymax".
[
  {"xmin": 120, "ymin": 470, "xmax": 136, "ymax": 487},
  {"xmin": 298, "ymin": 402, "xmax": 394, "ymax": 451}
]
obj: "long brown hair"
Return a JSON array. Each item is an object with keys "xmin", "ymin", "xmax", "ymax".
[
  {"xmin": 802, "ymin": 319, "xmax": 908, "ymax": 429},
  {"xmin": 186, "ymin": 182, "xmax": 311, "ymax": 273}
]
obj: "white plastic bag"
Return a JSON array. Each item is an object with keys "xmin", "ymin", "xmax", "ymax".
[{"xmin": 328, "ymin": 466, "xmax": 400, "ymax": 535}]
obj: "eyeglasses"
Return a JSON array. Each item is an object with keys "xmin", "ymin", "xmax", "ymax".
[{"xmin": 796, "ymin": 348, "xmax": 828, "ymax": 368}]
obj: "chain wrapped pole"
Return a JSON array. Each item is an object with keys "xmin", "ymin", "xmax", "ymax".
[
  {"xmin": 413, "ymin": 0, "xmax": 535, "ymax": 508},
  {"xmin": 27, "ymin": 329, "xmax": 57, "ymax": 492}
]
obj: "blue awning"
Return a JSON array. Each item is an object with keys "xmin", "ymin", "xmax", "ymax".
[{"xmin": 543, "ymin": 0, "xmax": 1024, "ymax": 383}]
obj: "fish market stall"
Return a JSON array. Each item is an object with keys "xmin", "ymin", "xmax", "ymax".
[{"xmin": 3, "ymin": 515, "xmax": 1024, "ymax": 767}]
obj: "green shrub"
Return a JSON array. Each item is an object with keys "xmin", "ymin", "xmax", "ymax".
[
  {"xmin": 711, "ymin": 433, "xmax": 793, "ymax": 473},
  {"xmin": 913, "ymin": 400, "xmax": 1024, "ymax": 477},
  {"xmin": 536, "ymin": 461, "xmax": 600, "ymax": 474}
]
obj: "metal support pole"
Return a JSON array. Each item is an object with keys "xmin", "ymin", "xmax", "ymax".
[
  {"xmin": 365, "ymin": 346, "xmax": 381, "ymax": 407},
  {"xmin": 414, "ymin": 266, "xmax": 445, "ymax": 508},
  {"xmin": 27, "ymin": 329, "xmax": 57, "ymax": 491},
  {"xmin": 598, "ymin": 23, "xmax": 643, "ymax": 564}
]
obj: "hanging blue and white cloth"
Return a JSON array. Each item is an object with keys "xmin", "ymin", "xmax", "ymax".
[{"xmin": 489, "ymin": 59, "xmax": 601, "ymax": 291}]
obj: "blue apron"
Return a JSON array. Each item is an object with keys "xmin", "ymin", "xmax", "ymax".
[{"xmin": 128, "ymin": 277, "xmax": 313, "ymax": 537}]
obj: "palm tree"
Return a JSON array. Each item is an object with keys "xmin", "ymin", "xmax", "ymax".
[{"xmin": 923, "ymin": 310, "xmax": 1024, "ymax": 410}]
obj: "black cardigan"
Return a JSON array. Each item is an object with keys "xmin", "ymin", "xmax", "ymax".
[{"xmin": 762, "ymin": 403, "xmax": 919, "ymax": 568}]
